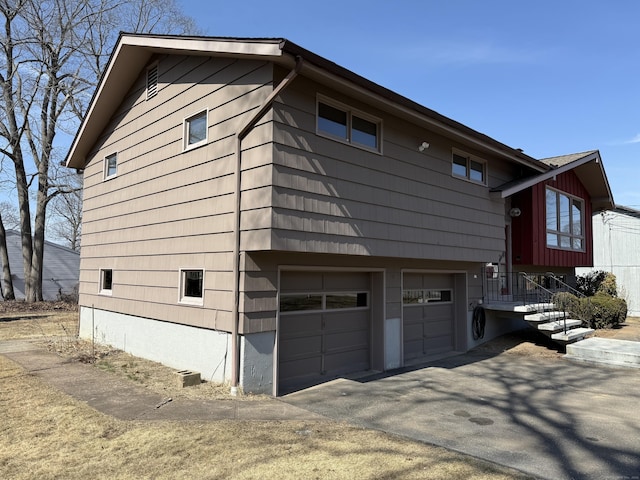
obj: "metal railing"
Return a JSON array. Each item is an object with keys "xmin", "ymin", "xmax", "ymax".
[{"xmin": 482, "ymin": 268, "xmax": 574, "ymax": 333}]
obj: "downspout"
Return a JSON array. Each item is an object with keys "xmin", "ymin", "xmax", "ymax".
[{"xmin": 230, "ymin": 56, "xmax": 303, "ymax": 396}]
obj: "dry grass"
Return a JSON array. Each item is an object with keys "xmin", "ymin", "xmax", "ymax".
[
  {"xmin": 0, "ymin": 305, "xmax": 535, "ymax": 479},
  {"xmin": 0, "ymin": 355, "xmax": 531, "ymax": 480}
]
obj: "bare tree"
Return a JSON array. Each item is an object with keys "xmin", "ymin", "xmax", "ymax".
[
  {"xmin": 49, "ymin": 165, "xmax": 82, "ymax": 251},
  {"xmin": 0, "ymin": 0, "xmax": 197, "ymax": 301}
]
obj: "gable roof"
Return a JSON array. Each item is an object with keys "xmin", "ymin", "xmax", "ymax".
[
  {"xmin": 492, "ymin": 150, "xmax": 615, "ymax": 211},
  {"xmin": 3, "ymin": 231, "xmax": 79, "ymax": 301},
  {"xmin": 64, "ymin": 33, "xmax": 546, "ymax": 173}
]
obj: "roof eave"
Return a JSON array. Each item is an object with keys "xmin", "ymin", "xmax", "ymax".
[{"xmin": 65, "ymin": 34, "xmax": 287, "ymax": 169}]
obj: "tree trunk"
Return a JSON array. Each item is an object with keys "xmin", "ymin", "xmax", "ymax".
[{"xmin": 0, "ymin": 216, "xmax": 15, "ymax": 300}]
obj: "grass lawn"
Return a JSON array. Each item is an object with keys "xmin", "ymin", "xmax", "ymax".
[{"xmin": 0, "ymin": 306, "xmax": 534, "ymax": 479}]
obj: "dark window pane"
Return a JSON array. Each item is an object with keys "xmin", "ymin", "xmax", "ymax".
[
  {"xmin": 352, "ymin": 115, "xmax": 377, "ymax": 148},
  {"xmin": 280, "ymin": 294, "xmax": 322, "ymax": 312},
  {"xmin": 572, "ymin": 200, "xmax": 582, "ymax": 235},
  {"xmin": 187, "ymin": 112, "xmax": 207, "ymax": 146},
  {"xmin": 105, "ymin": 154, "xmax": 117, "ymax": 177},
  {"xmin": 469, "ymin": 160, "xmax": 484, "ymax": 182},
  {"xmin": 318, "ymin": 103, "xmax": 347, "ymax": 139},
  {"xmin": 546, "ymin": 189, "xmax": 557, "ymax": 230},
  {"xmin": 559, "ymin": 194, "xmax": 570, "ymax": 233},
  {"xmin": 102, "ymin": 269, "xmax": 113, "ymax": 290},
  {"xmin": 184, "ymin": 270, "xmax": 203, "ymax": 298},
  {"xmin": 326, "ymin": 293, "xmax": 368, "ymax": 309},
  {"xmin": 452, "ymin": 154, "xmax": 467, "ymax": 177}
]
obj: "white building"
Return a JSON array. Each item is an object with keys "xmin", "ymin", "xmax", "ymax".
[{"xmin": 578, "ymin": 206, "xmax": 640, "ymax": 316}]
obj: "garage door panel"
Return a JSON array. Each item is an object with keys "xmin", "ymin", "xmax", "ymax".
[
  {"xmin": 279, "ymin": 271, "xmax": 371, "ymax": 393},
  {"xmin": 324, "ymin": 348, "xmax": 369, "ymax": 374},
  {"xmin": 279, "ymin": 314, "xmax": 322, "ymax": 336},
  {"xmin": 324, "ymin": 329, "xmax": 369, "ymax": 352},
  {"xmin": 427, "ymin": 319, "xmax": 454, "ymax": 337},
  {"xmin": 279, "ymin": 335, "xmax": 322, "ymax": 359},
  {"xmin": 403, "ymin": 273, "xmax": 456, "ymax": 362},
  {"xmin": 424, "ymin": 335, "xmax": 453, "ymax": 353},
  {"xmin": 279, "ymin": 356, "xmax": 322, "ymax": 381},
  {"xmin": 323, "ymin": 310, "xmax": 369, "ymax": 333}
]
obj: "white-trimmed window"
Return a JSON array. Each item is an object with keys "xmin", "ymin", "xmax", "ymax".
[
  {"xmin": 179, "ymin": 269, "xmax": 204, "ymax": 305},
  {"xmin": 280, "ymin": 291, "xmax": 369, "ymax": 313},
  {"xmin": 184, "ymin": 110, "xmax": 208, "ymax": 150},
  {"xmin": 99, "ymin": 269, "xmax": 113, "ymax": 295},
  {"xmin": 147, "ymin": 64, "xmax": 158, "ymax": 100},
  {"xmin": 452, "ymin": 150, "xmax": 486, "ymax": 184},
  {"xmin": 546, "ymin": 187, "xmax": 585, "ymax": 251},
  {"xmin": 104, "ymin": 152, "xmax": 117, "ymax": 179},
  {"xmin": 317, "ymin": 98, "xmax": 381, "ymax": 152}
]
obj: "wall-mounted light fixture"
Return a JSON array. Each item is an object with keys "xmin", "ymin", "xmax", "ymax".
[
  {"xmin": 418, "ymin": 141, "xmax": 430, "ymax": 152},
  {"xmin": 509, "ymin": 207, "xmax": 522, "ymax": 217}
]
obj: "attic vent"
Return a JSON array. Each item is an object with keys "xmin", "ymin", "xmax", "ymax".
[{"xmin": 147, "ymin": 65, "xmax": 158, "ymax": 99}]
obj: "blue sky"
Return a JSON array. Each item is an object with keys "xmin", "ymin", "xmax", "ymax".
[{"xmin": 179, "ymin": 0, "xmax": 640, "ymax": 208}]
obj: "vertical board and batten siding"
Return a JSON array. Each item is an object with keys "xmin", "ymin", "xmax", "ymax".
[
  {"xmin": 266, "ymin": 76, "xmax": 510, "ymax": 263},
  {"xmin": 512, "ymin": 170, "xmax": 593, "ymax": 267},
  {"xmin": 79, "ymin": 54, "xmax": 275, "ymax": 332}
]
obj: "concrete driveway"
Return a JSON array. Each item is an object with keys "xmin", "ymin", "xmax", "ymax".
[{"xmin": 282, "ymin": 349, "xmax": 640, "ymax": 480}]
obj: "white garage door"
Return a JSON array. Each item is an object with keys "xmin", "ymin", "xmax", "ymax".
[
  {"xmin": 278, "ymin": 271, "xmax": 371, "ymax": 393},
  {"xmin": 403, "ymin": 272, "xmax": 455, "ymax": 361}
]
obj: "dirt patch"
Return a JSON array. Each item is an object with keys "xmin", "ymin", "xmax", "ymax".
[{"xmin": 592, "ymin": 317, "xmax": 640, "ymax": 342}]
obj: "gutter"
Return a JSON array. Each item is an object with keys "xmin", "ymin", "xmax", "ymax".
[{"xmin": 230, "ymin": 56, "xmax": 302, "ymax": 396}]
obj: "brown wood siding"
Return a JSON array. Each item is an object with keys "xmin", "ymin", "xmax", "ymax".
[
  {"xmin": 78, "ymin": 54, "xmax": 274, "ymax": 331},
  {"xmin": 512, "ymin": 170, "xmax": 593, "ymax": 267},
  {"xmin": 267, "ymin": 76, "xmax": 510, "ymax": 263}
]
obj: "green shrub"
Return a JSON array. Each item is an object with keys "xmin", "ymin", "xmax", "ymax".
[
  {"xmin": 578, "ymin": 293, "xmax": 627, "ymax": 329},
  {"xmin": 553, "ymin": 291, "xmax": 627, "ymax": 329}
]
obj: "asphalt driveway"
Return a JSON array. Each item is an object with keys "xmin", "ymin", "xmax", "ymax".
[{"xmin": 282, "ymin": 349, "xmax": 640, "ymax": 480}]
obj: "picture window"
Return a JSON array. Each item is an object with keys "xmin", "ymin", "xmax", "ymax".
[{"xmin": 546, "ymin": 187, "xmax": 584, "ymax": 251}]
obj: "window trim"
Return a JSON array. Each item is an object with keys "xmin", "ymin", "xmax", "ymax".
[
  {"xmin": 545, "ymin": 186, "xmax": 585, "ymax": 252},
  {"xmin": 103, "ymin": 152, "xmax": 118, "ymax": 180},
  {"xmin": 451, "ymin": 149, "xmax": 487, "ymax": 185},
  {"xmin": 279, "ymin": 290, "xmax": 370, "ymax": 314},
  {"xmin": 146, "ymin": 63, "xmax": 158, "ymax": 100},
  {"xmin": 183, "ymin": 110, "xmax": 208, "ymax": 151},
  {"xmin": 179, "ymin": 268, "xmax": 204, "ymax": 306},
  {"xmin": 99, "ymin": 268, "xmax": 113, "ymax": 295},
  {"xmin": 316, "ymin": 96, "xmax": 382, "ymax": 153}
]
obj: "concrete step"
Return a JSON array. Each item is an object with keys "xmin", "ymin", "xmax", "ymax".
[
  {"xmin": 514, "ymin": 303, "xmax": 555, "ymax": 313},
  {"xmin": 524, "ymin": 311, "xmax": 567, "ymax": 323},
  {"xmin": 537, "ymin": 319, "xmax": 583, "ymax": 333},
  {"xmin": 551, "ymin": 327, "xmax": 594, "ymax": 344},
  {"xmin": 565, "ymin": 338, "xmax": 640, "ymax": 368}
]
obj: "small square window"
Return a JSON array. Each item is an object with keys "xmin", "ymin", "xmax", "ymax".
[
  {"xmin": 184, "ymin": 111, "xmax": 207, "ymax": 150},
  {"xmin": 180, "ymin": 269, "xmax": 204, "ymax": 305},
  {"xmin": 100, "ymin": 269, "xmax": 113, "ymax": 294},
  {"xmin": 104, "ymin": 153, "xmax": 117, "ymax": 179}
]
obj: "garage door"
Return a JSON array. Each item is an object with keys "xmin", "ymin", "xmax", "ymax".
[
  {"xmin": 278, "ymin": 271, "xmax": 371, "ymax": 393},
  {"xmin": 403, "ymin": 272, "xmax": 455, "ymax": 361}
]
